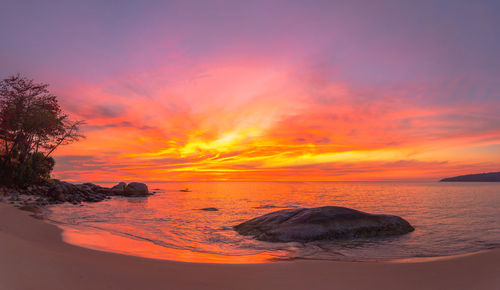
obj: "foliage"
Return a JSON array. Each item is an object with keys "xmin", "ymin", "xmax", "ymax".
[
  {"xmin": 0, "ymin": 74, "xmax": 84, "ymax": 185},
  {"xmin": 0, "ymin": 152, "xmax": 55, "ymax": 186}
]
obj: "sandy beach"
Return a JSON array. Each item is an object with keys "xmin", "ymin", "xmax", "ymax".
[{"xmin": 0, "ymin": 203, "xmax": 498, "ymax": 290}]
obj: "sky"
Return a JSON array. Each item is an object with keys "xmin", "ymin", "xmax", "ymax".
[{"xmin": 1, "ymin": 0, "xmax": 499, "ymax": 182}]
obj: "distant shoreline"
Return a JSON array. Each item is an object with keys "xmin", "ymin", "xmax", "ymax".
[{"xmin": 440, "ymin": 171, "xmax": 500, "ymax": 182}]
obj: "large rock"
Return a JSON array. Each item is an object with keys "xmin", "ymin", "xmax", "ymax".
[
  {"xmin": 234, "ymin": 206, "xmax": 414, "ymax": 242},
  {"xmin": 123, "ymin": 182, "xmax": 149, "ymax": 196}
]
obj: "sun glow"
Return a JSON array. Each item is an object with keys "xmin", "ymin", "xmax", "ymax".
[{"xmin": 23, "ymin": 0, "xmax": 498, "ymax": 183}]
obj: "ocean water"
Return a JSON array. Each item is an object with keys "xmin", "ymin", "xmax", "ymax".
[{"xmin": 47, "ymin": 181, "xmax": 500, "ymax": 263}]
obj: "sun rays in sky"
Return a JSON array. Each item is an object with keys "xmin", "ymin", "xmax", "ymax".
[{"xmin": 1, "ymin": 1, "xmax": 499, "ymax": 181}]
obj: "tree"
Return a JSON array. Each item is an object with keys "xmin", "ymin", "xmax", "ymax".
[{"xmin": 0, "ymin": 74, "xmax": 84, "ymax": 185}]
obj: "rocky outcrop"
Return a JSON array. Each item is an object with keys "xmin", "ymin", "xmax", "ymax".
[
  {"xmin": 234, "ymin": 206, "xmax": 414, "ymax": 242},
  {"xmin": 123, "ymin": 182, "xmax": 149, "ymax": 196},
  {"xmin": 0, "ymin": 182, "xmax": 111, "ymax": 207},
  {"xmin": 45, "ymin": 182, "xmax": 112, "ymax": 204},
  {"xmin": 0, "ymin": 180, "xmax": 151, "ymax": 207}
]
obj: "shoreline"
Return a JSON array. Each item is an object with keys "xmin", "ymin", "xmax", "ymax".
[
  {"xmin": 50, "ymin": 217, "xmax": 500, "ymax": 265},
  {"xmin": 1, "ymin": 203, "xmax": 499, "ymax": 289}
]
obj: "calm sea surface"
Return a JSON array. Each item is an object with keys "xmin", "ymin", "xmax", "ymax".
[{"xmin": 47, "ymin": 181, "xmax": 500, "ymax": 263}]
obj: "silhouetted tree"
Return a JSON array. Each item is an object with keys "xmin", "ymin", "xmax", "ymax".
[{"xmin": 0, "ymin": 74, "xmax": 84, "ymax": 185}]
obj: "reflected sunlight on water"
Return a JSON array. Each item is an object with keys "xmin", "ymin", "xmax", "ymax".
[{"xmin": 48, "ymin": 182, "xmax": 500, "ymax": 263}]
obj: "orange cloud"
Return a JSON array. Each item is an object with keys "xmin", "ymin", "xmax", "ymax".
[{"xmin": 50, "ymin": 59, "xmax": 500, "ymax": 182}]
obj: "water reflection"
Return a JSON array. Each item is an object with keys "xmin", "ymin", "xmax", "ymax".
[{"xmin": 48, "ymin": 182, "xmax": 500, "ymax": 263}]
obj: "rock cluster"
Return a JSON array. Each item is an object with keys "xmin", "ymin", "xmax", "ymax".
[
  {"xmin": 43, "ymin": 182, "xmax": 112, "ymax": 204},
  {"xmin": 234, "ymin": 206, "xmax": 415, "ymax": 242},
  {"xmin": 0, "ymin": 181, "xmax": 150, "ymax": 208}
]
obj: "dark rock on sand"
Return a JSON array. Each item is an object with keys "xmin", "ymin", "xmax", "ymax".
[
  {"xmin": 8, "ymin": 193, "xmax": 20, "ymax": 201},
  {"xmin": 234, "ymin": 206, "xmax": 414, "ymax": 242},
  {"xmin": 199, "ymin": 207, "xmax": 219, "ymax": 211},
  {"xmin": 123, "ymin": 182, "xmax": 149, "ymax": 196}
]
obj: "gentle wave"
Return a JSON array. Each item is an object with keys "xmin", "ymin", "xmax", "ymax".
[{"xmin": 48, "ymin": 181, "xmax": 500, "ymax": 263}]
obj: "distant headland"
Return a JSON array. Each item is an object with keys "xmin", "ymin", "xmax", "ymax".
[{"xmin": 440, "ymin": 172, "xmax": 500, "ymax": 182}]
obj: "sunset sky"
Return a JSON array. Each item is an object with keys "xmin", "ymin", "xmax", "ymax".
[{"xmin": 1, "ymin": 1, "xmax": 499, "ymax": 182}]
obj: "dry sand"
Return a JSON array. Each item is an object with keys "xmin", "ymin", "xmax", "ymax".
[{"xmin": 0, "ymin": 203, "xmax": 499, "ymax": 290}]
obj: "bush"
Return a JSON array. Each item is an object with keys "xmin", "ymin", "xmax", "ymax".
[{"xmin": 0, "ymin": 152, "xmax": 55, "ymax": 186}]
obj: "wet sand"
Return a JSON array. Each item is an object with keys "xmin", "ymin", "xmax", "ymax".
[{"xmin": 0, "ymin": 203, "xmax": 499, "ymax": 290}]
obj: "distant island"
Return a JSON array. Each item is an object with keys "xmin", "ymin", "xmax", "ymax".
[{"xmin": 440, "ymin": 172, "xmax": 500, "ymax": 182}]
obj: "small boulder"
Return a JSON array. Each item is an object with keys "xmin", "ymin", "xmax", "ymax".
[
  {"xmin": 111, "ymin": 182, "xmax": 127, "ymax": 194},
  {"xmin": 234, "ymin": 206, "xmax": 414, "ymax": 242},
  {"xmin": 199, "ymin": 207, "xmax": 219, "ymax": 211},
  {"xmin": 123, "ymin": 182, "xmax": 149, "ymax": 196},
  {"xmin": 8, "ymin": 193, "xmax": 20, "ymax": 201}
]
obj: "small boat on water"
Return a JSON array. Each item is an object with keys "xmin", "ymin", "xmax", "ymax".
[{"xmin": 179, "ymin": 188, "xmax": 191, "ymax": 192}]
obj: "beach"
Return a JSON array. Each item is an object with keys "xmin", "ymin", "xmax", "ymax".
[
  {"xmin": 2, "ymin": 1, "xmax": 499, "ymax": 289},
  {"xmin": 1, "ymin": 203, "xmax": 499, "ymax": 290}
]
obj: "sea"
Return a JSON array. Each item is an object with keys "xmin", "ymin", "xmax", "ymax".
[{"xmin": 46, "ymin": 181, "xmax": 500, "ymax": 263}]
